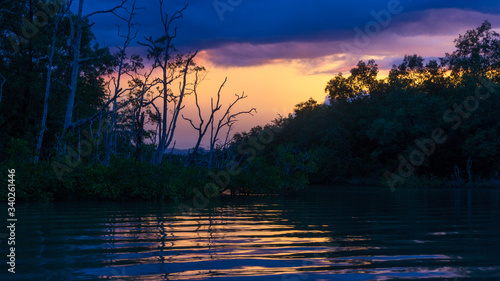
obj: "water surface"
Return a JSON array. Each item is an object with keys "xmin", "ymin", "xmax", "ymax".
[{"xmin": 3, "ymin": 187, "xmax": 500, "ymax": 280}]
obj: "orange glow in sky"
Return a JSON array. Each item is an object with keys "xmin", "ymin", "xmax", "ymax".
[
  {"xmin": 136, "ymin": 30, "xmax": 498, "ymax": 149},
  {"xmin": 173, "ymin": 54, "xmax": 334, "ymax": 148}
]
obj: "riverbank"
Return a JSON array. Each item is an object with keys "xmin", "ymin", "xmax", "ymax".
[
  {"xmin": 338, "ymin": 175, "xmax": 500, "ymax": 189},
  {"xmin": 2, "ymin": 159, "xmax": 498, "ymax": 203},
  {"xmin": 0, "ymin": 157, "xmax": 310, "ymax": 202}
]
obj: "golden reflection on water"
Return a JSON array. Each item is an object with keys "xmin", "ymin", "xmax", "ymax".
[
  {"xmin": 88, "ymin": 204, "xmax": 460, "ymax": 280},
  {"xmin": 15, "ymin": 188, "xmax": 500, "ymax": 280},
  {"xmin": 95, "ymin": 205, "xmax": 349, "ymax": 279}
]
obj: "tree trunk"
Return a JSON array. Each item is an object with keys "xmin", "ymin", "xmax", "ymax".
[
  {"xmin": 153, "ymin": 52, "xmax": 197, "ymax": 164},
  {"xmin": 35, "ymin": 4, "xmax": 63, "ymax": 163},
  {"xmin": 153, "ymin": 66, "xmax": 169, "ymax": 164},
  {"xmin": 135, "ymin": 112, "xmax": 145, "ymax": 161},
  {"xmin": 64, "ymin": 0, "xmax": 84, "ymax": 130}
]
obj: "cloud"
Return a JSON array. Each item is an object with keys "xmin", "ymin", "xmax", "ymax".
[
  {"xmin": 386, "ymin": 8, "xmax": 500, "ymax": 37},
  {"xmin": 84, "ymin": 0, "xmax": 500, "ymax": 71},
  {"xmin": 199, "ymin": 8, "xmax": 500, "ymax": 70}
]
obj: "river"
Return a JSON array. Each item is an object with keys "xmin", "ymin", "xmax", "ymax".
[{"xmin": 4, "ymin": 186, "xmax": 500, "ymax": 280}]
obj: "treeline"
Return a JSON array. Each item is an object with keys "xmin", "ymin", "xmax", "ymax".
[
  {"xmin": 234, "ymin": 21, "xmax": 500, "ymax": 189},
  {"xmin": 0, "ymin": 0, "xmax": 252, "ymax": 166},
  {"xmin": 0, "ymin": 0, "xmax": 312, "ymax": 201}
]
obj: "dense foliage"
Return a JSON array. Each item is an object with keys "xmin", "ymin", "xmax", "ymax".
[
  {"xmin": 0, "ymin": 0, "xmax": 113, "ymax": 160},
  {"xmin": 238, "ymin": 21, "xmax": 500, "ymax": 188}
]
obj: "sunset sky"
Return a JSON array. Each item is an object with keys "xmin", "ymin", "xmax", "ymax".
[{"xmin": 80, "ymin": 0, "xmax": 500, "ymax": 149}]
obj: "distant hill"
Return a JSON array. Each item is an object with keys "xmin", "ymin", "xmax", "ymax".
[{"xmin": 165, "ymin": 147, "xmax": 207, "ymax": 155}]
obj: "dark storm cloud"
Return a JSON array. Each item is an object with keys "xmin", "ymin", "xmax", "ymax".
[{"xmin": 83, "ymin": 0, "xmax": 500, "ymax": 66}]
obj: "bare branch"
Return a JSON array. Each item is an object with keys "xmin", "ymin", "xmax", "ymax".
[
  {"xmin": 209, "ymin": 90, "xmax": 256, "ymax": 166},
  {"xmin": 84, "ymin": 0, "xmax": 129, "ymax": 18},
  {"xmin": 181, "ymin": 114, "xmax": 198, "ymax": 130},
  {"xmin": 78, "ymin": 57, "xmax": 98, "ymax": 62},
  {"xmin": 66, "ymin": 82, "xmax": 138, "ymax": 130}
]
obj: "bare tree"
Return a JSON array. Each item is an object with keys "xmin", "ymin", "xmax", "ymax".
[
  {"xmin": 209, "ymin": 92, "xmax": 256, "ymax": 167},
  {"xmin": 115, "ymin": 67, "xmax": 161, "ymax": 161},
  {"xmin": 63, "ymin": 0, "xmax": 128, "ymax": 130},
  {"xmin": 155, "ymin": 51, "xmax": 197, "ymax": 163},
  {"xmin": 181, "ymin": 69, "xmax": 223, "ymax": 162},
  {"xmin": 181, "ymin": 71, "xmax": 256, "ymax": 167},
  {"xmin": 34, "ymin": 0, "xmax": 72, "ymax": 163},
  {"xmin": 129, "ymin": 70, "xmax": 161, "ymax": 161},
  {"xmin": 139, "ymin": 1, "xmax": 198, "ymax": 164},
  {"xmin": 103, "ymin": 0, "xmax": 139, "ymax": 162}
]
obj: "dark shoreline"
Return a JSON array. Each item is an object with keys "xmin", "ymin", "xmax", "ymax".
[{"xmin": 2, "ymin": 160, "xmax": 498, "ymax": 203}]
